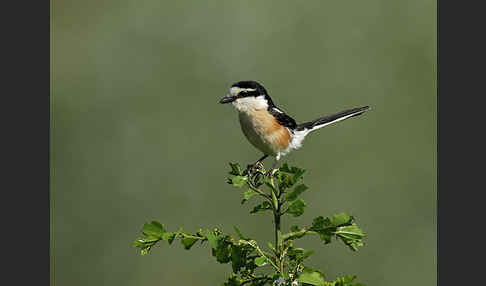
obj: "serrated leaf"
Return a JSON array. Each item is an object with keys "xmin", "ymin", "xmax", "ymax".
[
  {"xmin": 142, "ymin": 221, "xmax": 165, "ymax": 238},
  {"xmin": 336, "ymin": 225, "xmax": 364, "ymax": 238},
  {"xmin": 132, "ymin": 239, "xmax": 144, "ymax": 248},
  {"xmin": 231, "ymin": 245, "xmax": 246, "ymax": 273},
  {"xmin": 233, "ymin": 226, "xmax": 249, "ymax": 240},
  {"xmin": 298, "ymin": 271, "xmax": 325, "ymax": 285},
  {"xmin": 254, "ymin": 256, "xmax": 267, "ymax": 266},
  {"xmin": 231, "ymin": 176, "xmax": 247, "ymax": 188},
  {"xmin": 181, "ymin": 236, "xmax": 198, "ymax": 250},
  {"xmin": 206, "ymin": 230, "xmax": 219, "ymax": 249},
  {"xmin": 267, "ymin": 242, "xmax": 276, "ymax": 253},
  {"xmin": 250, "ymin": 201, "xmax": 272, "ymax": 214},
  {"xmin": 133, "ymin": 236, "xmax": 158, "ymax": 249},
  {"xmin": 280, "ymin": 163, "xmax": 305, "ymax": 177},
  {"xmin": 310, "ymin": 216, "xmax": 332, "ymax": 231},
  {"xmin": 310, "ymin": 215, "xmax": 365, "ymax": 250},
  {"xmin": 151, "ymin": 221, "xmax": 164, "ymax": 230},
  {"xmin": 287, "ymin": 199, "xmax": 306, "ymax": 217},
  {"xmin": 229, "ymin": 163, "xmax": 243, "ymax": 176},
  {"xmin": 335, "ymin": 224, "xmax": 365, "ymax": 251},
  {"xmin": 329, "ymin": 275, "xmax": 365, "ymax": 286},
  {"xmin": 286, "ymin": 184, "xmax": 308, "ymax": 202},
  {"xmin": 279, "ymin": 163, "xmax": 292, "ymax": 173},
  {"xmin": 303, "ymin": 250, "xmax": 315, "ymax": 259},
  {"xmin": 341, "ymin": 274, "xmax": 357, "ymax": 283},
  {"xmin": 161, "ymin": 232, "xmax": 175, "ymax": 242},
  {"xmin": 330, "ymin": 213, "xmax": 353, "ymax": 227},
  {"xmin": 241, "ymin": 189, "xmax": 257, "ymax": 204},
  {"xmin": 293, "ymin": 168, "xmax": 306, "ymax": 182},
  {"xmin": 223, "ymin": 275, "xmax": 242, "ymax": 286},
  {"xmin": 213, "ymin": 238, "xmax": 231, "ymax": 263},
  {"xmin": 319, "ymin": 232, "xmax": 332, "ymax": 244}
]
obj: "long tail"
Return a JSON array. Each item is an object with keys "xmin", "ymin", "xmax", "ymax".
[{"xmin": 296, "ymin": 106, "xmax": 370, "ymax": 132}]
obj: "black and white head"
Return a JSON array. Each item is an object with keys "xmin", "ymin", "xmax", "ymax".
[{"xmin": 219, "ymin": 81, "xmax": 275, "ymax": 112}]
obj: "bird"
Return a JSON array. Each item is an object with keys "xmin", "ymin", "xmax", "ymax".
[{"xmin": 219, "ymin": 80, "xmax": 370, "ymax": 176}]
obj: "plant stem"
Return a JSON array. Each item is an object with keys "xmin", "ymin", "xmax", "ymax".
[
  {"xmin": 273, "ymin": 186, "xmax": 284, "ymax": 274},
  {"xmin": 274, "ymin": 211, "xmax": 280, "ymax": 255}
]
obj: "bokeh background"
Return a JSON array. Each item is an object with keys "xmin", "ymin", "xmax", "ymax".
[{"xmin": 51, "ymin": 1, "xmax": 436, "ymax": 285}]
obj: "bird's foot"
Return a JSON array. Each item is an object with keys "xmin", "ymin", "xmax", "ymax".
[
  {"xmin": 265, "ymin": 168, "xmax": 275, "ymax": 178},
  {"xmin": 248, "ymin": 161, "xmax": 263, "ymax": 175}
]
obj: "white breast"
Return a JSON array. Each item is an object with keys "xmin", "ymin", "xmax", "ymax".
[{"xmin": 232, "ymin": 96, "xmax": 268, "ymax": 112}]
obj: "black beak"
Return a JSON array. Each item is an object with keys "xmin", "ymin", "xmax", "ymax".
[{"xmin": 219, "ymin": 96, "xmax": 236, "ymax": 104}]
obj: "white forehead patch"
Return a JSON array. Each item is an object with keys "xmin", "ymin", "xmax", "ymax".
[{"xmin": 229, "ymin": 87, "xmax": 257, "ymax": 96}]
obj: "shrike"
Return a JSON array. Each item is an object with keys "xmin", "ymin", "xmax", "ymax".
[{"xmin": 219, "ymin": 80, "xmax": 370, "ymax": 176}]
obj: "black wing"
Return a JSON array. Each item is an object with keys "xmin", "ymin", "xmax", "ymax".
[{"xmin": 268, "ymin": 107, "xmax": 297, "ymax": 129}]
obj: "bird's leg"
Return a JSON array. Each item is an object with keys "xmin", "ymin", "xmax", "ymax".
[
  {"xmin": 249, "ymin": 154, "xmax": 269, "ymax": 174},
  {"xmin": 265, "ymin": 155, "xmax": 281, "ymax": 178}
]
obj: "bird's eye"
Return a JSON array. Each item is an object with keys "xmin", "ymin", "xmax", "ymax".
[{"xmin": 237, "ymin": 91, "xmax": 247, "ymax": 98}]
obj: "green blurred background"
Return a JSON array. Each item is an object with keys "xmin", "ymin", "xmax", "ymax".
[{"xmin": 51, "ymin": 1, "xmax": 436, "ymax": 285}]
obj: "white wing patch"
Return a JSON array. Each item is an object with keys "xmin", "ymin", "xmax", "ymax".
[{"xmin": 272, "ymin": 107, "xmax": 284, "ymax": 114}]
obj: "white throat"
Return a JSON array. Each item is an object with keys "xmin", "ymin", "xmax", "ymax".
[{"xmin": 232, "ymin": 96, "xmax": 268, "ymax": 113}]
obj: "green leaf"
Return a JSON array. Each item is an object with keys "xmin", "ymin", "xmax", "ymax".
[
  {"xmin": 276, "ymin": 172, "xmax": 293, "ymax": 190},
  {"xmin": 267, "ymin": 242, "xmax": 276, "ymax": 254},
  {"xmin": 280, "ymin": 163, "xmax": 305, "ymax": 176},
  {"xmin": 250, "ymin": 201, "xmax": 272, "ymax": 214},
  {"xmin": 279, "ymin": 162, "xmax": 293, "ymax": 173},
  {"xmin": 303, "ymin": 250, "xmax": 315, "ymax": 259},
  {"xmin": 181, "ymin": 236, "xmax": 198, "ymax": 250},
  {"xmin": 341, "ymin": 275, "xmax": 357, "ymax": 283},
  {"xmin": 330, "ymin": 213, "xmax": 353, "ymax": 227},
  {"xmin": 309, "ymin": 215, "xmax": 365, "ymax": 250},
  {"xmin": 254, "ymin": 256, "xmax": 267, "ymax": 266},
  {"xmin": 328, "ymin": 275, "xmax": 366, "ymax": 286},
  {"xmin": 159, "ymin": 231, "xmax": 174, "ymax": 242},
  {"xmin": 132, "ymin": 235, "xmax": 160, "ymax": 254},
  {"xmin": 142, "ymin": 221, "xmax": 165, "ymax": 238},
  {"xmin": 335, "ymin": 224, "xmax": 365, "ymax": 251},
  {"xmin": 231, "ymin": 176, "xmax": 247, "ymax": 188},
  {"xmin": 206, "ymin": 229, "xmax": 219, "ymax": 249},
  {"xmin": 298, "ymin": 271, "xmax": 325, "ymax": 285},
  {"xmin": 229, "ymin": 163, "xmax": 243, "ymax": 176},
  {"xmin": 206, "ymin": 231, "xmax": 232, "ymax": 263},
  {"xmin": 310, "ymin": 216, "xmax": 332, "ymax": 231},
  {"xmin": 292, "ymin": 168, "xmax": 306, "ymax": 182},
  {"xmin": 319, "ymin": 232, "xmax": 332, "ymax": 244},
  {"xmin": 223, "ymin": 274, "xmax": 242, "ymax": 286},
  {"xmin": 286, "ymin": 184, "xmax": 308, "ymax": 202},
  {"xmin": 231, "ymin": 245, "xmax": 246, "ymax": 273},
  {"xmin": 241, "ymin": 189, "xmax": 257, "ymax": 204},
  {"xmin": 287, "ymin": 199, "xmax": 306, "ymax": 217},
  {"xmin": 212, "ymin": 235, "xmax": 231, "ymax": 263},
  {"xmin": 233, "ymin": 226, "xmax": 249, "ymax": 240}
]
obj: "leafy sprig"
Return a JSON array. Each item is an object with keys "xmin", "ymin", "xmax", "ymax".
[{"xmin": 134, "ymin": 162, "xmax": 367, "ymax": 285}]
